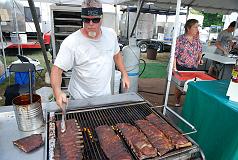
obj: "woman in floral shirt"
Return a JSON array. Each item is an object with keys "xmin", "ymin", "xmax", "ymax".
[{"xmin": 173, "ymin": 19, "xmax": 203, "ymax": 106}]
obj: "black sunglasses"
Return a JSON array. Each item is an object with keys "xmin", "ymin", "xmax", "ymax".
[{"xmin": 82, "ymin": 18, "xmax": 101, "ymax": 23}]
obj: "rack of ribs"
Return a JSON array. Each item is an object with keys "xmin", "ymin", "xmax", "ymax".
[
  {"xmin": 13, "ymin": 134, "xmax": 44, "ymax": 153},
  {"xmin": 146, "ymin": 113, "xmax": 192, "ymax": 149},
  {"xmin": 135, "ymin": 120, "xmax": 174, "ymax": 156},
  {"xmin": 116, "ymin": 123, "xmax": 157, "ymax": 159},
  {"xmin": 55, "ymin": 119, "xmax": 83, "ymax": 160},
  {"xmin": 95, "ymin": 125, "xmax": 132, "ymax": 160}
]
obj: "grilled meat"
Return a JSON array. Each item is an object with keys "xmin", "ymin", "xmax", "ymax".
[
  {"xmin": 116, "ymin": 123, "xmax": 157, "ymax": 159},
  {"xmin": 55, "ymin": 119, "xmax": 83, "ymax": 160},
  {"xmin": 146, "ymin": 113, "xmax": 192, "ymax": 149},
  {"xmin": 95, "ymin": 125, "xmax": 132, "ymax": 160},
  {"xmin": 135, "ymin": 120, "xmax": 174, "ymax": 156},
  {"xmin": 13, "ymin": 134, "xmax": 44, "ymax": 153}
]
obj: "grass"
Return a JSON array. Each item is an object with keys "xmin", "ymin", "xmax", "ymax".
[
  {"xmin": 139, "ymin": 52, "xmax": 169, "ymax": 78},
  {"xmin": 139, "ymin": 63, "xmax": 168, "ymax": 78}
]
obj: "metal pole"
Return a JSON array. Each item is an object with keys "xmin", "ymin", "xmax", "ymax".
[
  {"xmin": 0, "ymin": 20, "xmax": 7, "ymax": 77},
  {"xmin": 27, "ymin": 0, "xmax": 51, "ymax": 74},
  {"xmin": 12, "ymin": 0, "xmax": 21, "ymax": 55},
  {"xmin": 114, "ymin": 5, "xmax": 118, "ymax": 34},
  {"xmin": 130, "ymin": 0, "xmax": 145, "ymax": 37},
  {"xmin": 29, "ymin": 68, "xmax": 33, "ymax": 104},
  {"xmin": 126, "ymin": 7, "xmax": 130, "ymax": 39},
  {"xmin": 163, "ymin": 0, "xmax": 182, "ymax": 115},
  {"xmin": 165, "ymin": 106, "xmax": 196, "ymax": 131},
  {"xmin": 161, "ymin": 0, "xmax": 197, "ymax": 133},
  {"xmin": 186, "ymin": 6, "xmax": 190, "ymax": 21},
  {"xmin": 153, "ymin": 14, "xmax": 157, "ymax": 38}
]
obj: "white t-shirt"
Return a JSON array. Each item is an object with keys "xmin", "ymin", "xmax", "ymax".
[{"xmin": 54, "ymin": 27, "xmax": 120, "ymax": 99}]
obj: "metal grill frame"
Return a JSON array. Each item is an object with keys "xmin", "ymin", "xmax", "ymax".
[{"xmin": 45, "ymin": 101, "xmax": 204, "ymax": 160}]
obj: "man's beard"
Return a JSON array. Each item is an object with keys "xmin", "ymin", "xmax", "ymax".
[{"xmin": 88, "ymin": 31, "xmax": 97, "ymax": 38}]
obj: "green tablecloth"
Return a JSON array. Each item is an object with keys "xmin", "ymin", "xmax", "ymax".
[{"xmin": 181, "ymin": 80, "xmax": 238, "ymax": 160}]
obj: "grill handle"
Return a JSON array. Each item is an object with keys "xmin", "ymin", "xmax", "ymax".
[{"xmin": 154, "ymin": 105, "xmax": 197, "ymax": 135}]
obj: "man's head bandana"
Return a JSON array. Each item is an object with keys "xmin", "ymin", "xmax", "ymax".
[{"xmin": 81, "ymin": 7, "xmax": 103, "ymax": 18}]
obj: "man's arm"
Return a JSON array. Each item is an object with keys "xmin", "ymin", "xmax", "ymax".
[
  {"xmin": 197, "ymin": 52, "xmax": 203, "ymax": 65},
  {"xmin": 50, "ymin": 65, "xmax": 67, "ymax": 109},
  {"xmin": 113, "ymin": 52, "xmax": 130, "ymax": 90}
]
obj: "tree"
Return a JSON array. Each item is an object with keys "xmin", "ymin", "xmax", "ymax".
[{"xmin": 203, "ymin": 13, "xmax": 224, "ymax": 27}]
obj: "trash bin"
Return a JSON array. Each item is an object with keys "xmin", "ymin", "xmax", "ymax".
[{"xmin": 147, "ymin": 44, "xmax": 157, "ymax": 60}]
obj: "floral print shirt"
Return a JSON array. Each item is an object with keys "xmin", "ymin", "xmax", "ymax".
[{"xmin": 175, "ymin": 34, "xmax": 202, "ymax": 69}]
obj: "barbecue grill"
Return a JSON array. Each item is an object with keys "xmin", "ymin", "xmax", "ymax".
[{"xmin": 45, "ymin": 96, "xmax": 205, "ymax": 160}]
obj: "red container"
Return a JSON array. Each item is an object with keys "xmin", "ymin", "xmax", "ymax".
[{"xmin": 172, "ymin": 71, "xmax": 216, "ymax": 86}]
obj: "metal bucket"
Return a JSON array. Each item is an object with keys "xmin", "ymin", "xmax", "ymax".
[{"xmin": 12, "ymin": 94, "xmax": 44, "ymax": 131}]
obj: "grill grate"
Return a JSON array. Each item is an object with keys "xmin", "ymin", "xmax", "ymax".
[{"xmin": 49, "ymin": 102, "xmax": 201, "ymax": 160}]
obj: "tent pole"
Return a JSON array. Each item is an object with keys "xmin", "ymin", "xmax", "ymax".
[
  {"xmin": 186, "ymin": 6, "xmax": 190, "ymax": 21},
  {"xmin": 130, "ymin": 0, "xmax": 145, "ymax": 37},
  {"xmin": 12, "ymin": 0, "xmax": 21, "ymax": 55},
  {"xmin": 27, "ymin": 0, "xmax": 51, "ymax": 74},
  {"xmin": 126, "ymin": 6, "xmax": 130, "ymax": 39},
  {"xmin": 162, "ymin": 0, "xmax": 196, "ymax": 132},
  {"xmin": 114, "ymin": 5, "xmax": 118, "ymax": 34},
  {"xmin": 0, "ymin": 19, "xmax": 7, "ymax": 78},
  {"xmin": 163, "ymin": 0, "xmax": 181, "ymax": 115}
]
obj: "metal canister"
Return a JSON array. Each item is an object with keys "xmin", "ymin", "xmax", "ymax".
[{"xmin": 12, "ymin": 94, "xmax": 44, "ymax": 131}]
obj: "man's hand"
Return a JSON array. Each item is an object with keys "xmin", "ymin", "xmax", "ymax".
[
  {"xmin": 223, "ymin": 49, "xmax": 229, "ymax": 55},
  {"xmin": 55, "ymin": 91, "xmax": 68, "ymax": 110},
  {"xmin": 122, "ymin": 74, "xmax": 130, "ymax": 91}
]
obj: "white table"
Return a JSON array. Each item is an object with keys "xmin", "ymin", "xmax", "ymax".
[
  {"xmin": 0, "ymin": 93, "xmax": 143, "ymax": 160},
  {"xmin": 203, "ymin": 52, "xmax": 237, "ymax": 79}
]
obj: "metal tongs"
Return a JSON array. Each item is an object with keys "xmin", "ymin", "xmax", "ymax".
[{"xmin": 61, "ymin": 99, "xmax": 68, "ymax": 133}]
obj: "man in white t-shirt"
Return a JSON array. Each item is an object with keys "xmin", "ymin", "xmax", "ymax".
[{"xmin": 50, "ymin": 0, "xmax": 130, "ymax": 109}]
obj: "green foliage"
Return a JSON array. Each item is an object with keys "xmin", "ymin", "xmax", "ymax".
[{"xmin": 203, "ymin": 13, "xmax": 224, "ymax": 27}]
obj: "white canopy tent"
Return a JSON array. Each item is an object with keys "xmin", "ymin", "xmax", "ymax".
[
  {"xmin": 19, "ymin": 0, "xmax": 238, "ymax": 15},
  {"xmin": 116, "ymin": 0, "xmax": 238, "ymax": 14},
  {"xmin": 22, "ymin": 0, "xmax": 238, "ymax": 14},
  {"xmin": 15, "ymin": 0, "xmax": 237, "ymax": 126},
  {"xmin": 18, "ymin": 0, "xmax": 128, "ymax": 5}
]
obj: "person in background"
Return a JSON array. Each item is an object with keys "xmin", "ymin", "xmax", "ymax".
[
  {"xmin": 173, "ymin": 19, "xmax": 203, "ymax": 107},
  {"xmin": 208, "ymin": 21, "xmax": 236, "ymax": 75},
  {"xmin": 50, "ymin": 0, "xmax": 130, "ymax": 109}
]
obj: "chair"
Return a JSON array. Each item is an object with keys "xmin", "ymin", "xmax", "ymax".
[
  {"xmin": 16, "ymin": 55, "xmax": 30, "ymax": 63},
  {"xmin": 4, "ymin": 63, "xmax": 36, "ymax": 105}
]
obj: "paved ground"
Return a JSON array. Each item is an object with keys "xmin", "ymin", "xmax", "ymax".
[
  {"xmin": 138, "ymin": 78, "xmax": 185, "ymax": 124},
  {"xmin": 138, "ymin": 78, "xmax": 185, "ymax": 107}
]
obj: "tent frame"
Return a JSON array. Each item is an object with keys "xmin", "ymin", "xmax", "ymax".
[{"xmin": 22, "ymin": 0, "xmax": 238, "ymax": 133}]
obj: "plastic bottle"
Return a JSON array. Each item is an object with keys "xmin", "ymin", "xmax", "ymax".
[{"xmin": 231, "ymin": 59, "xmax": 238, "ymax": 83}]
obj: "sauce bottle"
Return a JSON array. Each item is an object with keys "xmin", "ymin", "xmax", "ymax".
[{"xmin": 232, "ymin": 59, "xmax": 238, "ymax": 83}]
